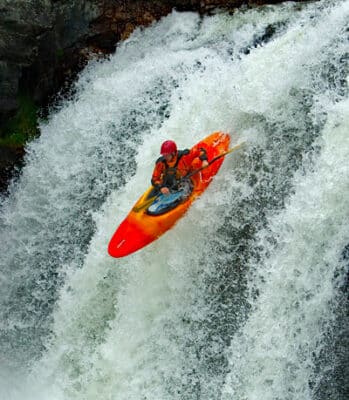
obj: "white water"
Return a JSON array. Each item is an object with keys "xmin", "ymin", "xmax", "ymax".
[{"xmin": 0, "ymin": 1, "xmax": 348, "ymax": 399}]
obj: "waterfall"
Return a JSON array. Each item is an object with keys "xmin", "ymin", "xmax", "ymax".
[{"xmin": 1, "ymin": 1, "xmax": 348, "ymax": 399}]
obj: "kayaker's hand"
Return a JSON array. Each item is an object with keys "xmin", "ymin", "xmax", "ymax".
[
  {"xmin": 202, "ymin": 160, "xmax": 209, "ymax": 167},
  {"xmin": 160, "ymin": 187, "xmax": 170, "ymax": 195}
]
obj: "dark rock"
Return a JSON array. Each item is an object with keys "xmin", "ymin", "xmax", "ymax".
[
  {"xmin": 0, "ymin": 61, "xmax": 20, "ymax": 113},
  {"xmin": 0, "ymin": 144, "xmax": 24, "ymax": 193}
]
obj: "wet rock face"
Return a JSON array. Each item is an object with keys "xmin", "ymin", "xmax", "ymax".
[
  {"xmin": 0, "ymin": 145, "xmax": 24, "ymax": 193},
  {"xmin": 0, "ymin": 1, "xmax": 51, "ymax": 111},
  {"xmin": 0, "ymin": 0, "xmax": 100, "ymax": 119}
]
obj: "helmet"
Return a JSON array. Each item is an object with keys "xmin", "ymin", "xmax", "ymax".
[{"xmin": 160, "ymin": 140, "xmax": 177, "ymax": 155}]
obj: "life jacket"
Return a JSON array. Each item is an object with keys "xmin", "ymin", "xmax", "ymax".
[{"xmin": 155, "ymin": 149, "xmax": 190, "ymax": 189}]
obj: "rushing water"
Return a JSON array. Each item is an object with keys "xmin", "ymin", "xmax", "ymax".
[{"xmin": 0, "ymin": 1, "xmax": 348, "ymax": 399}]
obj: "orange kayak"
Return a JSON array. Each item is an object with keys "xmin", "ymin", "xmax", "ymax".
[{"xmin": 108, "ymin": 131, "xmax": 230, "ymax": 258}]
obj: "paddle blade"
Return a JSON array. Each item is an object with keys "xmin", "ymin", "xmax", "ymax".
[{"xmin": 132, "ymin": 195, "xmax": 158, "ymax": 213}]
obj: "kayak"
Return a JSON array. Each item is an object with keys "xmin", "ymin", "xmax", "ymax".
[{"xmin": 108, "ymin": 131, "xmax": 231, "ymax": 258}]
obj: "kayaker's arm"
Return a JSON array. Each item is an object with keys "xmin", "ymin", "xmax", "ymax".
[
  {"xmin": 151, "ymin": 158, "xmax": 171, "ymax": 195},
  {"xmin": 198, "ymin": 147, "xmax": 208, "ymax": 162},
  {"xmin": 151, "ymin": 158, "xmax": 165, "ymax": 188},
  {"xmin": 188, "ymin": 147, "xmax": 209, "ymax": 170}
]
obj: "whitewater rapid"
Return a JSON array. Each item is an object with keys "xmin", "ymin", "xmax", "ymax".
[{"xmin": 1, "ymin": 1, "xmax": 348, "ymax": 399}]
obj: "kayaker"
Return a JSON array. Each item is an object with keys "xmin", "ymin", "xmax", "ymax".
[{"xmin": 151, "ymin": 140, "xmax": 209, "ymax": 195}]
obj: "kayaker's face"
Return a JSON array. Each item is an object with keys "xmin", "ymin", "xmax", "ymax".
[{"xmin": 164, "ymin": 152, "xmax": 176, "ymax": 162}]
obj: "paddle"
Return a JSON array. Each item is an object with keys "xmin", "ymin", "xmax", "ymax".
[{"xmin": 132, "ymin": 142, "xmax": 245, "ymax": 213}]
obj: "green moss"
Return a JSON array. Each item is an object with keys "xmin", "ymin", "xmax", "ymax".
[
  {"xmin": 56, "ymin": 48, "xmax": 64, "ymax": 59},
  {"xmin": 0, "ymin": 94, "xmax": 40, "ymax": 147}
]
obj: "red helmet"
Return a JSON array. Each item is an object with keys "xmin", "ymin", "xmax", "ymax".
[{"xmin": 160, "ymin": 140, "xmax": 177, "ymax": 155}]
